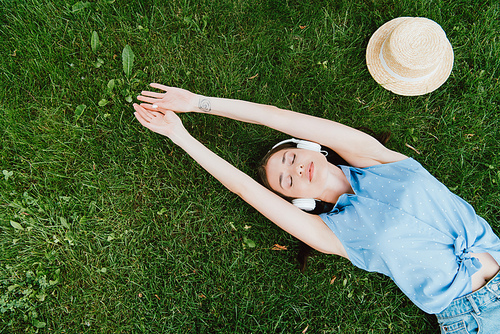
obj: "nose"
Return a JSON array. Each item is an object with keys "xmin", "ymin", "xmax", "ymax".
[{"xmin": 295, "ymin": 164, "xmax": 304, "ymax": 176}]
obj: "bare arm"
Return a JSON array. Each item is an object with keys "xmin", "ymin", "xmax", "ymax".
[
  {"xmin": 137, "ymin": 84, "xmax": 406, "ymax": 167},
  {"xmin": 132, "ymin": 103, "xmax": 347, "ymax": 257}
]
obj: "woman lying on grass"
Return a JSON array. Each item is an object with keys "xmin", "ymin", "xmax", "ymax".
[{"xmin": 134, "ymin": 83, "xmax": 500, "ymax": 333}]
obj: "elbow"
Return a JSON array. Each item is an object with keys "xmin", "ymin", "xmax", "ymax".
[{"xmin": 230, "ymin": 176, "xmax": 259, "ymax": 201}]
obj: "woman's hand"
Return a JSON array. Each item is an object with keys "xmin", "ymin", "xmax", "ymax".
[
  {"xmin": 133, "ymin": 103, "xmax": 187, "ymax": 143},
  {"xmin": 136, "ymin": 83, "xmax": 198, "ymax": 113}
]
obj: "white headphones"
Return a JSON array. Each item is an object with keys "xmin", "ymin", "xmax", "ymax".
[
  {"xmin": 271, "ymin": 138, "xmax": 325, "ymax": 212},
  {"xmin": 272, "ymin": 138, "xmax": 322, "ymax": 153},
  {"xmin": 291, "ymin": 198, "xmax": 318, "ymax": 211}
]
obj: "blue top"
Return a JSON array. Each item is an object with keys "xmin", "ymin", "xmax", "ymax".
[{"xmin": 319, "ymin": 158, "xmax": 500, "ymax": 314}]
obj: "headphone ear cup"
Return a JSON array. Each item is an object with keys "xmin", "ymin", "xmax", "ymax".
[
  {"xmin": 296, "ymin": 140, "xmax": 321, "ymax": 152},
  {"xmin": 292, "ymin": 198, "xmax": 317, "ymax": 212}
]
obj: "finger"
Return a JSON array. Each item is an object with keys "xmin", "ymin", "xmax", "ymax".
[
  {"xmin": 140, "ymin": 103, "xmax": 165, "ymax": 113},
  {"xmin": 136, "ymin": 96, "xmax": 159, "ymax": 104},
  {"xmin": 134, "ymin": 111, "xmax": 151, "ymax": 128},
  {"xmin": 134, "ymin": 111, "xmax": 145, "ymax": 124},
  {"xmin": 150, "ymin": 83, "xmax": 170, "ymax": 91},
  {"xmin": 133, "ymin": 103, "xmax": 153, "ymax": 121},
  {"xmin": 149, "ymin": 111, "xmax": 164, "ymax": 118},
  {"xmin": 138, "ymin": 102, "xmax": 155, "ymax": 109},
  {"xmin": 141, "ymin": 91, "xmax": 164, "ymax": 98}
]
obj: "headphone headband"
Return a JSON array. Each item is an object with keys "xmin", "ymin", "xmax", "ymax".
[{"xmin": 271, "ymin": 138, "xmax": 322, "ymax": 152}]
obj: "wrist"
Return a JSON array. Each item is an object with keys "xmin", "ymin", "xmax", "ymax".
[
  {"xmin": 171, "ymin": 129, "xmax": 197, "ymax": 150},
  {"xmin": 195, "ymin": 95, "xmax": 212, "ymax": 113},
  {"xmin": 169, "ymin": 128, "xmax": 190, "ymax": 146}
]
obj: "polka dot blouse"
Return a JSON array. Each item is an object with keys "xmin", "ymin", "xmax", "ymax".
[{"xmin": 320, "ymin": 158, "xmax": 500, "ymax": 314}]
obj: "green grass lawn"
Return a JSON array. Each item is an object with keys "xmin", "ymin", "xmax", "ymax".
[{"xmin": 1, "ymin": 0, "xmax": 499, "ymax": 333}]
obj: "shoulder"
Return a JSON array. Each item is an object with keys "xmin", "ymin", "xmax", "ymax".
[{"xmin": 340, "ymin": 158, "xmax": 423, "ymax": 183}]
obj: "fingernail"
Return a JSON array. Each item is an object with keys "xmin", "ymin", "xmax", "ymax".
[{"xmin": 152, "ymin": 104, "xmax": 158, "ymax": 109}]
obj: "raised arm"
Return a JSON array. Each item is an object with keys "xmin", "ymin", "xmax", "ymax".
[
  {"xmin": 137, "ymin": 84, "xmax": 406, "ymax": 167},
  {"xmin": 132, "ymin": 103, "xmax": 347, "ymax": 257}
]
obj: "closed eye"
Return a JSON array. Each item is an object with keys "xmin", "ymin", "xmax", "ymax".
[
  {"xmin": 288, "ymin": 154, "xmax": 295, "ymax": 187},
  {"xmin": 279, "ymin": 173, "xmax": 293, "ymax": 189},
  {"xmin": 280, "ymin": 151, "xmax": 295, "ymax": 189}
]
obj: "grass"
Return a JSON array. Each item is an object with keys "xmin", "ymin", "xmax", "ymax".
[{"xmin": 0, "ymin": 0, "xmax": 499, "ymax": 332}]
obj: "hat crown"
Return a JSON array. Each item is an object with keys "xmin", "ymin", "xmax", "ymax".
[{"xmin": 383, "ymin": 18, "xmax": 447, "ymax": 78}]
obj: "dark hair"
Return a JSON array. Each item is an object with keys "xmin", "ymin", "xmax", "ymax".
[
  {"xmin": 258, "ymin": 129, "xmax": 391, "ymax": 272},
  {"xmin": 257, "ymin": 142, "xmax": 297, "ymax": 201}
]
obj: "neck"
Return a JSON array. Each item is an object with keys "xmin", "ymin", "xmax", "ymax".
[{"xmin": 319, "ymin": 164, "xmax": 354, "ymax": 204}]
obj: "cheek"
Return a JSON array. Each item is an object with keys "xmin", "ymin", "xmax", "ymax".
[{"xmin": 286, "ymin": 183, "xmax": 313, "ymax": 199}]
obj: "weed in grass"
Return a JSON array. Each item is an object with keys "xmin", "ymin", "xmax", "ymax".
[{"xmin": 0, "ymin": 189, "xmax": 64, "ymax": 331}]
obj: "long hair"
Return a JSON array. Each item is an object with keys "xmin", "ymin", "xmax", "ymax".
[{"xmin": 258, "ymin": 129, "xmax": 391, "ymax": 272}]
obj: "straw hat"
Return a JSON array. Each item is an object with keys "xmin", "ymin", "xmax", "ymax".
[{"xmin": 366, "ymin": 17, "xmax": 454, "ymax": 96}]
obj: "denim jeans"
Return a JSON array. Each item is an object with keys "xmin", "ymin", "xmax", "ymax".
[{"xmin": 436, "ymin": 271, "xmax": 500, "ymax": 334}]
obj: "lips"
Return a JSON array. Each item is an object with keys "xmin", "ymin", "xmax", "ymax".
[{"xmin": 308, "ymin": 162, "xmax": 314, "ymax": 182}]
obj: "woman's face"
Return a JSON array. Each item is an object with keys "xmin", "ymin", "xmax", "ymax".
[{"xmin": 265, "ymin": 148, "xmax": 331, "ymax": 199}]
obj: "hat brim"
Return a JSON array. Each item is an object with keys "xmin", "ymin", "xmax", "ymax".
[{"xmin": 366, "ymin": 17, "xmax": 454, "ymax": 96}]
